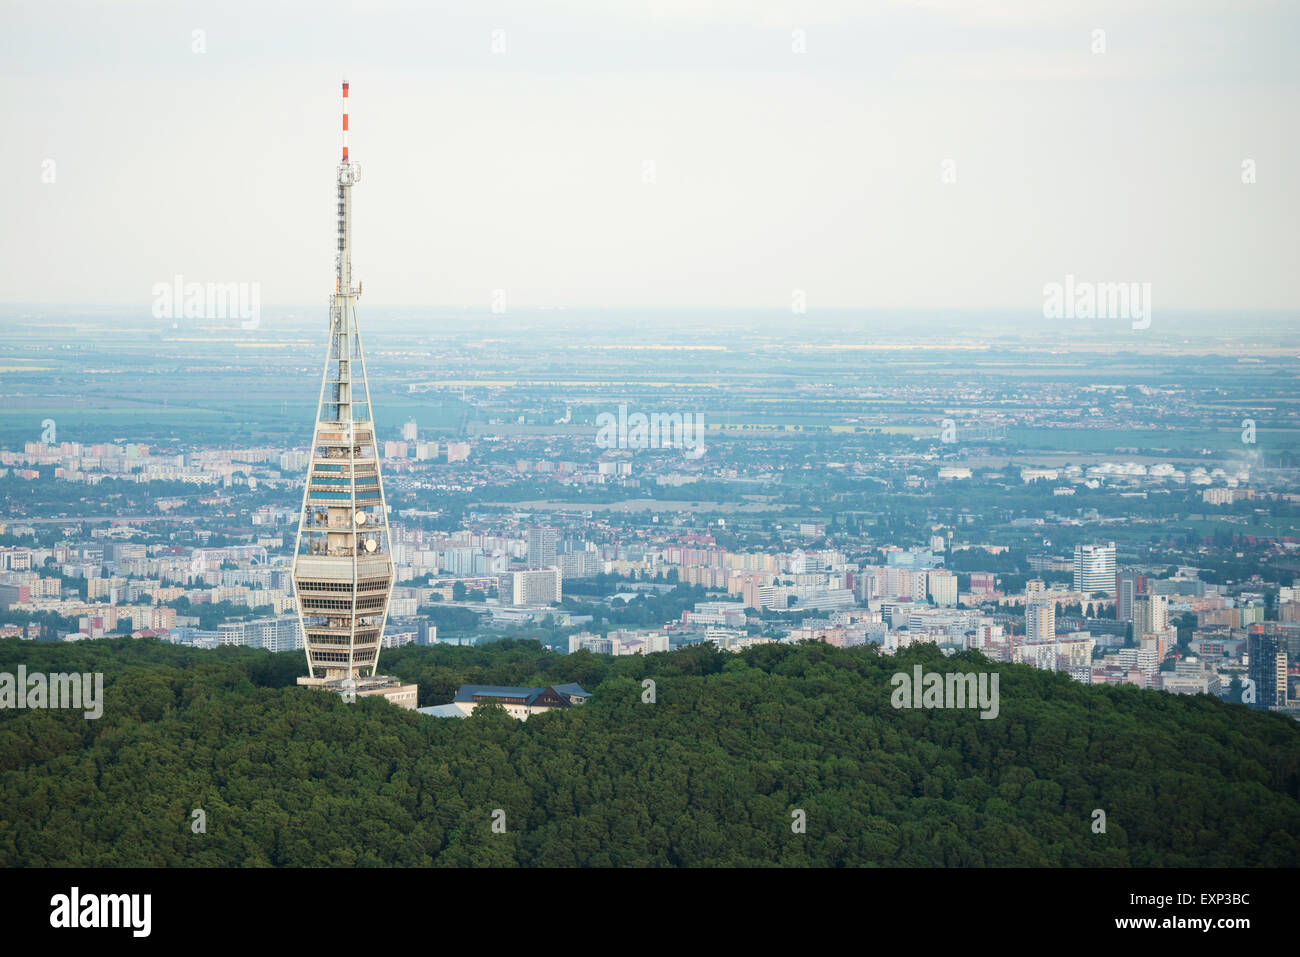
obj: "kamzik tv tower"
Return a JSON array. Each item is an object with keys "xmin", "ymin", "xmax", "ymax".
[{"xmin": 291, "ymin": 83, "xmax": 416, "ymax": 710}]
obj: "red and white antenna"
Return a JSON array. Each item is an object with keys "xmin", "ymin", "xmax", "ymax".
[{"xmin": 341, "ymin": 80, "xmax": 350, "ymax": 164}]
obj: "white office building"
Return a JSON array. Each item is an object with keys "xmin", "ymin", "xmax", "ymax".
[{"xmin": 1073, "ymin": 542, "xmax": 1117, "ymax": 595}]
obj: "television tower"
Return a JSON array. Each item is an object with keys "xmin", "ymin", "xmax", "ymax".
[{"xmin": 291, "ymin": 82, "xmax": 401, "ymax": 695}]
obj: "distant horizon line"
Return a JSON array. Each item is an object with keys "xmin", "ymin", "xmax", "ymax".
[{"xmin": 1, "ymin": 303, "xmax": 1297, "ymax": 315}]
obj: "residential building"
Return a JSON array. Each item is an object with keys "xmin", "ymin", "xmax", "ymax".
[
  {"xmin": 216, "ymin": 615, "xmax": 303, "ymax": 652},
  {"xmin": 444, "ymin": 683, "xmax": 591, "ymax": 721},
  {"xmin": 928, "ymin": 569, "xmax": 958, "ymax": 607},
  {"xmin": 501, "ymin": 567, "xmax": 562, "ymax": 606},
  {"xmin": 1025, "ymin": 601, "xmax": 1055, "ymax": 641},
  {"xmin": 526, "ymin": 526, "xmax": 558, "ymax": 569},
  {"xmin": 1132, "ymin": 593, "xmax": 1169, "ymax": 639}
]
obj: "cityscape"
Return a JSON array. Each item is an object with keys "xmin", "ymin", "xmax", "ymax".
[
  {"xmin": 1, "ymin": 0, "xmax": 1297, "ymax": 934},
  {"xmin": 3, "ymin": 310, "xmax": 1296, "ymax": 716}
]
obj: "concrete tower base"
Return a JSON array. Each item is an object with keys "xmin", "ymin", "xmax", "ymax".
[{"xmin": 296, "ymin": 674, "xmax": 418, "ymax": 710}]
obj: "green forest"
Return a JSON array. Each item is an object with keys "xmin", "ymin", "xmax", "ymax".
[{"xmin": 0, "ymin": 636, "xmax": 1297, "ymax": 866}]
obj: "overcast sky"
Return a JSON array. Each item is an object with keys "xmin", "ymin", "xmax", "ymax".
[{"xmin": 3, "ymin": 0, "xmax": 1297, "ymax": 311}]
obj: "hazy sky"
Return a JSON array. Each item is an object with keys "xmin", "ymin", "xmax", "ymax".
[{"xmin": 3, "ymin": 0, "xmax": 1297, "ymax": 311}]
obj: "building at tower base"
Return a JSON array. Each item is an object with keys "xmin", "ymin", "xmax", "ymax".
[{"xmin": 296, "ymin": 674, "xmax": 419, "ymax": 710}]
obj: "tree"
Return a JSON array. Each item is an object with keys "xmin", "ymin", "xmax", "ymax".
[{"xmin": 3, "ymin": 636, "xmax": 1298, "ymax": 868}]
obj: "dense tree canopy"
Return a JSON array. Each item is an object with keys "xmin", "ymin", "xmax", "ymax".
[{"xmin": 0, "ymin": 636, "xmax": 1296, "ymax": 866}]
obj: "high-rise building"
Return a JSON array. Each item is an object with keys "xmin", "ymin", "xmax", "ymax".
[
  {"xmin": 853, "ymin": 567, "xmax": 880, "ymax": 603},
  {"xmin": 1247, "ymin": 628, "xmax": 1289, "ymax": 710},
  {"xmin": 1026, "ymin": 601, "xmax": 1055, "ymax": 641},
  {"xmin": 1074, "ymin": 542, "xmax": 1117, "ymax": 595},
  {"xmin": 527, "ymin": 526, "xmax": 558, "ymax": 568},
  {"xmin": 559, "ymin": 549, "xmax": 600, "ymax": 579},
  {"xmin": 1116, "ymin": 569, "xmax": 1148, "ymax": 621},
  {"xmin": 1132, "ymin": 593, "xmax": 1168, "ymax": 639},
  {"xmin": 289, "ymin": 83, "xmax": 414, "ymax": 709},
  {"xmin": 927, "ymin": 569, "xmax": 957, "ymax": 607},
  {"xmin": 883, "ymin": 566, "xmax": 928, "ymax": 601},
  {"xmin": 401, "ymin": 419, "xmax": 418, "ymax": 442},
  {"xmin": 279, "ymin": 450, "xmax": 310, "ymax": 474}
]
